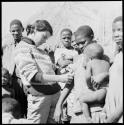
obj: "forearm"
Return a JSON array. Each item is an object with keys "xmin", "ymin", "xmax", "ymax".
[
  {"xmin": 31, "ymin": 72, "xmax": 64, "ymax": 84},
  {"xmin": 105, "ymin": 105, "xmax": 123, "ymax": 123},
  {"xmin": 79, "ymin": 89, "xmax": 107, "ymax": 104},
  {"xmin": 56, "ymin": 88, "xmax": 71, "ymax": 107},
  {"xmin": 42, "ymin": 74, "xmax": 64, "ymax": 83}
]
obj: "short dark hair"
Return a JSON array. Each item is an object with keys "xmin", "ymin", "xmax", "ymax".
[
  {"xmin": 33, "ymin": 20, "xmax": 53, "ymax": 35},
  {"xmin": 2, "ymin": 97, "xmax": 21, "ymax": 118},
  {"xmin": 60, "ymin": 28, "xmax": 72, "ymax": 36},
  {"xmin": 26, "ymin": 24, "xmax": 34, "ymax": 35},
  {"xmin": 75, "ymin": 25, "xmax": 94, "ymax": 40},
  {"xmin": 113, "ymin": 16, "xmax": 122, "ymax": 23},
  {"xmin": 10, "ymin": 19, "xmax": 24, "ymax": 30}
]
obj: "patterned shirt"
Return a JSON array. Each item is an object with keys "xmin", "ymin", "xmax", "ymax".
[{"xmin": 14, "ymin": 37, "xmax": 56, "ymax": 86}]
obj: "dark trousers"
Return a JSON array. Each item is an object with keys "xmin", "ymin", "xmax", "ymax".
[{"xmin": 12, "ymin": 76, "xmax": 27, "ymax": 118}]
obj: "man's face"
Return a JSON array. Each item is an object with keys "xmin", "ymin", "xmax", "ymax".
[
  {"xmin": 74, "ymin": 35, "xmax": 90, "ymax": 53},
  {"xmin": 112, "ymin": 21, "xmax": 123, "ymax": 50},
  {"xmin": 61, "ymin": 31, "xmax": 72, "ymax": 48},
  {"xmin": 10, "ymin": 24, "xmax": 23, "ymax": 41}
]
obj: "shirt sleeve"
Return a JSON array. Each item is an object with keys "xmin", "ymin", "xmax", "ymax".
[{"xmin": 14, "ymin": 44, "xmax": 39, "ymax": 85}]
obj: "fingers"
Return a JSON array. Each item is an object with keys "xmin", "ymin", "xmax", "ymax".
[{"xmin": 53, "ymin": 114, "xmax": 61, "ymax": 123}]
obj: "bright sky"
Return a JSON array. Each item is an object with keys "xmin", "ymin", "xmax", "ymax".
[
  {"xmin": 2, "ymin": 1, "xmax": 122, "ymax": 38},
  {"xmin": 2, "ymin": 2, "xmax": 48, "ymax": 38}
]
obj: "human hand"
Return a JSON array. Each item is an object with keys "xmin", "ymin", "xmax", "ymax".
[
  {"xmin": 60, "ymin": 72, "xmax": 74, "ymax": 83},
  {"xmin": 53, "ymin": 104, "xmax": 62, "ymax": 123},
  {"xmin": 66, "ymin": 64, "xmax": 75, "ymax": 72}
]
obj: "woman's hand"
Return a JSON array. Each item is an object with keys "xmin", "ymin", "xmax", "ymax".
[{"xmin": 60, "ymin": 72, "xmax": 74, "ymax": 83}]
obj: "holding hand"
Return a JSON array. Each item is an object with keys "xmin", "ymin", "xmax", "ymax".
[{"xmin": 60, "ymin": 72, "xmax": 74, "ymax": 83}]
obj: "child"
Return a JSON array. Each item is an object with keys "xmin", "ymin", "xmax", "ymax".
[
  {"xmin": 102, "ymin": 16, "xmax": 123, "ymax": 123},
  {"xmin": 54, "ymin": 29, "xmax": 78, "ymax": 123},
  {"xmin": 54, "ymin": 25, "xmax": 98, "ymax": 123},
  {"xmin": 2, "ymin": 97, "xmax": 32, "ymax": 124},
  {"xmin": 54, "ymin": 28, "xmax": 78, "ymax": 88},
  {"xmin": 2, "ymin": 67, "xmax": 15, "ymax": 98},
  {"xmin": 73, "ymin": 43, "xmax": 110, "ymax": 122}
]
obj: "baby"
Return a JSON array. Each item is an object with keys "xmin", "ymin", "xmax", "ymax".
[{"xmin": 73, "ymin": 43, "xmax": 110, "ymax": 122}]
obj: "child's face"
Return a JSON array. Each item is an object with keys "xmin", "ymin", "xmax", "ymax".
[
  {"xmin": 61, "ymin": 31, "xmax": 72, "ymax": 48},
  {"xmin": 75, "ymin": 35, "xmax": 91, "ymax": 53},
  {"xmin": 112, "ymin": 21, "xmax": 122, "ymax": 50},
  {"xmin": 10, "ymin": 24, "xmax": 23, "ymax": 41}
]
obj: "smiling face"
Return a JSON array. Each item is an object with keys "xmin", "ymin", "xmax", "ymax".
[
  {"xmin": 10, "ymin": 24, "xmax": 23, "ymax": 42},
  {"xmin": 112, "ymin": 20, "xmax": 123, "ymax": 50},
  {"xmin": 60, "ymin": 31, "xmax": 72, "ymax": 48}
]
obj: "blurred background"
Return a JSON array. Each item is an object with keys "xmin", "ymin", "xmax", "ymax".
[{"xmin": 2, "ymin": 1, "xmax": 122, "ymax": 56}]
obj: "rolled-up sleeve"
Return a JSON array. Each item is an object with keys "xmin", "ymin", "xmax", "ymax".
[{"xmin": 14, "ymin": 45, "xmax": 39, "ymax": 84}]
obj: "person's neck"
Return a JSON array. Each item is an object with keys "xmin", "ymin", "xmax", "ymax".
[
  {"xmin": 14, "ymin": 39, "xmax": 21, "ymax": 45},
  {"xmin": 65, "ymin": 46, "xmax": 73, "ymax": 50}
]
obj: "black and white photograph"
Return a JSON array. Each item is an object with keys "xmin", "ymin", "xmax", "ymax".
[{"xmin": 2, "ymin": 1, "xmax": 123, "ymax": 124}]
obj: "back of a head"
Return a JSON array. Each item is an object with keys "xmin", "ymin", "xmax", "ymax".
[
  {"xmin": 2, "ymin": 97, "xmax": 21, "ymax": 118},
  {"xmin": 33, "ymin": 20, "xmax": 53, "ymax": 36},
  {"xmin": 75, "ymin": 25, "xmax": 94, "ymax": 40},
  {"xmin": 84, "ymin": 43, "xmax": 104, "ymax": 59}
]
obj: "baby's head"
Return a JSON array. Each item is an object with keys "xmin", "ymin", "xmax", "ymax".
[
  {"xmin": 60, "ymin": 28, "xmax": 72, "ymax": 48},
  {"xmin": 84, "ymin": 43, "xmax": 104, "ymax": 60},
  {"xmin": 2, "ymin": 97, "xmax": 21, "ymax": 119},
  {"xmin": 2, "ymin": 68, "xmax": 10, "ymax": 86}
]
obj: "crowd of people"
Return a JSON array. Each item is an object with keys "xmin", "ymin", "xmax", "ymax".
[{"xmin": 2, "ymin": 15, "xmax": 123, "ymax": 124}]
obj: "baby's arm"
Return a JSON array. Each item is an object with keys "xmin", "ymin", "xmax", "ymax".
[
  {"xmin": 85, "ymin": 61, "xmax": 92, "ymax": 89},
  {"xmin": 92, "ymin": 72, "xmax": 109, "ymax": 90},
  {"xmin": 79, "ymin": 88, "xmax": 107, "ymax": 105}
]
